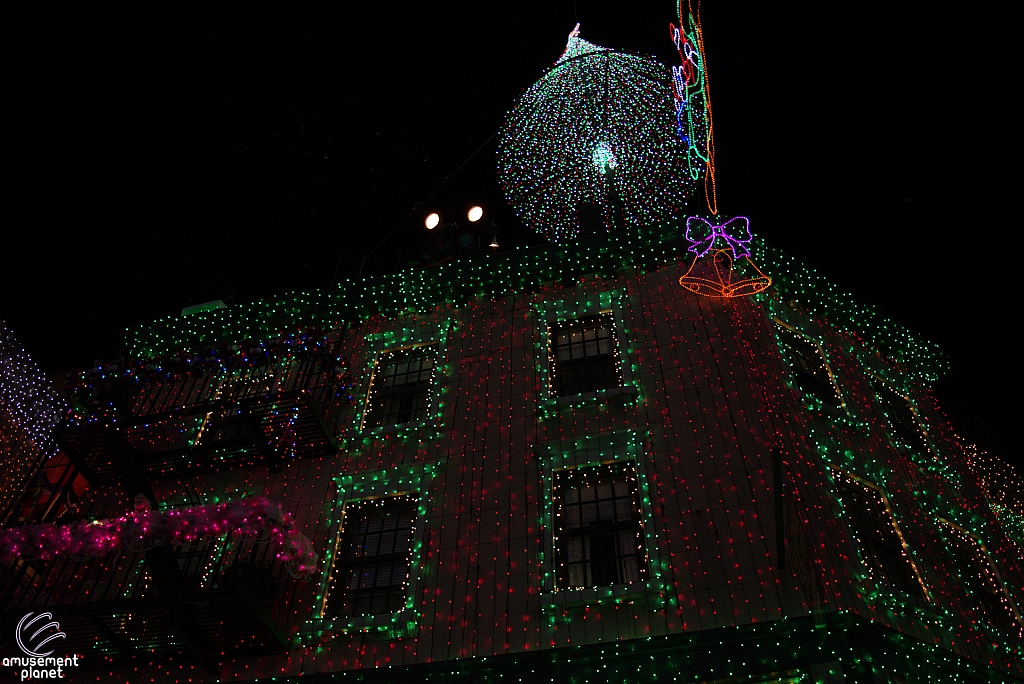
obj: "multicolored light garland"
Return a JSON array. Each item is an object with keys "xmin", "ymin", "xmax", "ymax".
[
  {"xmin": 125, "ymin": 231, "xmax": 947, "ymax": 381},
  {"xmin": 669, "ymin": 1, "xmax": 716, "ymax": 213},
  {"xmin": 66, "ymin": 325, "xmax": 353, "ymax": 420},
  {"xmin": 0, "ymin": 496, "xmax": 318, "ymax": 578},
  {"xmin": 668, "ymin": 5, "xmax": 708, "ymax": 182}
]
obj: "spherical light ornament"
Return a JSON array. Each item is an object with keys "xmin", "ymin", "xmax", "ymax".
[
  {"xmin": 497, "ymin": 25, "xmax": 696, "ymax": 243},
  {"xmin": 467, "ymin": 206, "xmax": 483, "ymax": 222},
  {"xmin": 425, "ymin": 213, "xmax": 440, "ymax": 230}
]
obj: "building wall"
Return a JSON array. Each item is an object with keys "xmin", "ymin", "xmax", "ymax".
[{"xmin": 76, "ymin": 260, "xmax": 1022, "ymax": 681}]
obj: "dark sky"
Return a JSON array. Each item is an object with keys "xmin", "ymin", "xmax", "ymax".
[{"xmin": 5, "ymin": 3, "xmax": 1016, "ymax": 458}]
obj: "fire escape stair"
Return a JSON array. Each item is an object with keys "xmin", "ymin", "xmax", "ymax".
[{"xmin": 58, "ymin": 389, "xmax": 337, "ymax": 485}]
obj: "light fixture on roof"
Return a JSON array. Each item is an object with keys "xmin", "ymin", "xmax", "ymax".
[{"xmin": 489, "ymin": 233, "xmax": 499, "ymax": 248}]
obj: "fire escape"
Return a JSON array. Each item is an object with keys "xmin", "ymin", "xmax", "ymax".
[{"xmin": 0, "ymin": 332, "xmax": 349, "ymax": 670}]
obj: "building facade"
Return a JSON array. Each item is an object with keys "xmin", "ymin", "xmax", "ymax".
[{"xmin": 1, "ymin": 230, "xmax": 1021, "ymax": 683}]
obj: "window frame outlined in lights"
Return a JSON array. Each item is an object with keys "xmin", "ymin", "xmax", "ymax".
[
  {"xmin": 324, "ymin": 494, "xmax": 420, "ymax": 620},
  {"xmin": 937, "ymin": 518, "xmax": 1022, "ymax": 637},
  {"xmin": 552, "ymin": 460, "xmax": 649, "ymax": 590},
  {"xmin": 871, "ymin": 377, "xmax": 932, "ymax": 457},
  {"xmin": 830, "ymin": 467, "xmax": 929, "ymax": 602},
  {"xmin": 773, "ymin": 320, "xmax": 846, "ymax": 414},
  {"xmin": 534, "ymin": 430, "xmax": 671, "ymax": 620},
  {"xmin": 360, "ymin": 343, "xmax": 439, "ymax": 430},
  {"xmin": 547, "ymin": 312, "xmax": 623, "ymax": 399},
  {"xmin": 309, "ymin": 464, "xmax": 435, "ymax": 641}
]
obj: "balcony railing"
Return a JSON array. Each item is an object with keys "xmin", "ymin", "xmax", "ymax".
[
  {"xmin": 61, "ymin": 352, "xmax": 348, "ymax": 483},
  {"xmin": 0, "ymin": 533, "xmax": 295, "ymax": 669}
]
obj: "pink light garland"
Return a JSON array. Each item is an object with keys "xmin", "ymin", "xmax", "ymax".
[{"xmin": 0, "ymin": 497, "xmax": 318, "ymax": 579}]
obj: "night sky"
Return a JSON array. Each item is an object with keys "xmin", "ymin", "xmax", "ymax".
[{"xmin": 5, "ymin": 3, "xmax": 1016, "ymax": 461}]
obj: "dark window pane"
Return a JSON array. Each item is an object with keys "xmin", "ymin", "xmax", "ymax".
[
  {"xmin": 553, "ymin": 461, "xmax": 647, "ymax": 589},
  {"xmin": 365, "ymin": 345, "xmax": 436, "ymax": 427},
  {"xmin": 589, "ymin": 533, "xmax": 619, "ymax": 586},
  {"xmin": 775, "ymin": 324, "xmax": 842, "ymax": 411},
  {"xmin": 549, "ymin": 314, "xmax": 620, "ymax": 397},
  {"xmin": 326, "ymin": 495, "xmax": 418, "ymax": 619}
]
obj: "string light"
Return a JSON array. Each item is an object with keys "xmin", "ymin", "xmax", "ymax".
[
  {"xmin": 937, "ymin": 518, "xmax": 1023, "ymax": 638},
  {"xmin": 124, "ymin": 234, "xmax": 946, "ymax": 381},
  {"xmin": 0, "ymin": 496, "xmax": 318, "ymax": 578}
]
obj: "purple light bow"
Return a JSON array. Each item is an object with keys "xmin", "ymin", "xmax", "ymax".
[{"xmin": 685, "ymin": 216, "xmax": 753, "ymax": 259}]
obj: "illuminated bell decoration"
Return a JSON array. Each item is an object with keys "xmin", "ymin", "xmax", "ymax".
[{"xmin": 678, "ymin": 216, "xmax": 771, "ymax": 297}]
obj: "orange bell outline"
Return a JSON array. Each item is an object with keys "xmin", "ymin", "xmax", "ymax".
[{"xmin": 678, "ymin": 248, "xmax": 771, "ymax": 298}]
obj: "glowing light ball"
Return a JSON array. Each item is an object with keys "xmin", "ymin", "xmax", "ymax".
[
  {"xmin": 497, "ymin": 24, "xmax": 695, "ymax": 243},
  {"xmin": 425, "ymin": 213, "xmax": 440, "ymax": 230},
  {"xmin": 467, "ymin": 206, "xmax": 483, "ymax": 222}
]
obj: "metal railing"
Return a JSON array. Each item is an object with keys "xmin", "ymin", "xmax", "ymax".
[
  {"xmin": 61, "ymin": 353, "xmax": 348, "ymax": 482},
  {"xmin": 0, "ymin": 532, "xmax": 295, "ymax": 665}
]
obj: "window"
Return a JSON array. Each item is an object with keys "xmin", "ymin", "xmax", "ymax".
[
  {"xmin": 363, "ymin": 345, "xmax": 436, "ymax": 428},
  {"xmin": 326, "ymin": 495, "xmax": 418, "ymax": 618},
  {"xmin": 872, "ymin": 380, "xmax": 929, "ymax": 455},
  {"xmin": 833, "ymin": 470, "xmax": 925, "ymax": 600},
  {"xmin": 941, "ymin": 522, "xmax": 1020, "ymax": 636},
  {"xmin": 553, "ymin": 461, "xmax": 647, "ymax": 589},
  {"xmin": 549, "ymin": 313, "xmax": 620, "ymax": 397},
  {"xmin": 774, "ymin": 323, "xmax": 843, "ymax": 411}
]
